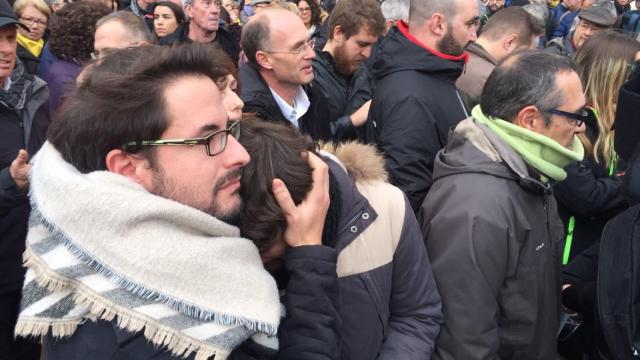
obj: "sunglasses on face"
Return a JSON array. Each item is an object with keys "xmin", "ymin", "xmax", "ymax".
[{"xmin": 546, "ymin": 107, "xmax": 596, "ymax": 127}]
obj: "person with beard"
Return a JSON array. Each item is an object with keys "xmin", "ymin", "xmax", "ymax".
[
  {"xmin": 239, "ymin": 9, "xmax": 332, "ymax": 141},
  {"xmin": 13, "ymin": 44, "xmax": 342, "ymax": 360},
  {"xmin": 367, "ymin": 0, "xmax": 479, "ymax": 212},
  {"xmin": 311, "ymin": 0, "xmax": 385, "ymax": 142},
  {"xmin": 479, "ymin": 0, "xmax": 504, "ymax": 30}
]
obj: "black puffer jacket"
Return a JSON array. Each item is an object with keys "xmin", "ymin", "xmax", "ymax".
[
  {"xmin": 239, "ymin": 63, "xmax": 332, "ymax": 141},
  {"xmin": 368, "ymin": 21, "xmax": 469, "ymax": 211},
  {"xmin": 44, "ymin": 245, "xmax": 341, "ymax": 360}
]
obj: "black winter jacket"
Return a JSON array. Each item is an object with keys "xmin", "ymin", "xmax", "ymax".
[
  {"xmin": 44, "ymin": 245, "xmax": 341, "ymax": 360},
  {"xmin": 239, "ymin": 63, "xmax": 332, "ymax": 141},
  {"xmin": 311, "ymin": 50, "xmax": 356, "ymax": 141},
  {"xmin": 369, "ymin": 21, "xmax": 469, "ymax": 211},
  {"xmin": 0, "ymin": 65, "xmax": 49, "ymax": 318},
  {"xmin": 16, "ymin": 44, "xmax": 39, "ymax": 75}
]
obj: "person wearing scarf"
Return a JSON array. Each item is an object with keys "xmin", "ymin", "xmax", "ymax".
[
  {"xmin": 420, "ymin": 51, "xmax": 585, "ymax": 360},
  {"xmin": 14, "ymin": 44, "xmax": 341, "ymax": 360},
  {"xmin": 13, "ymin": 0, "xmax": 50, "ymax": 74}
]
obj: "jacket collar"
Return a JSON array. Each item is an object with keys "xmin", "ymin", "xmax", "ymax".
[{"xmin": 397, "ymin": 20, "xmax": 469, "ymax": 64}]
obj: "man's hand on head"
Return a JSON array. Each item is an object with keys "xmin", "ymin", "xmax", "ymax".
[
  {"xmin": 10, "ymin": 150, "xmax": 30, "ymax": 193},
  {"xmin": 272, "ymin": 152, "xmax": 330, "ymax": 247}
]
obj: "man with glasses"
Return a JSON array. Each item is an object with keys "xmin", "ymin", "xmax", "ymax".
[
  {"xmin": 547, "ymin": 0, "xmax": 617, "ymax": 57},
  {"xmin": 239, "ymin": 8, "xmax": 331, "ymax": 141},
  {"xmin": 13, "ymin": 43, "xmax": 341, "ymax": 359},
  {"xmin": 179, "ymin": 0, "xmax": 241, "ymax": 64},
  {"xmin": 420, "ymin": 50, "xmax": 586, "ymax": 360}
]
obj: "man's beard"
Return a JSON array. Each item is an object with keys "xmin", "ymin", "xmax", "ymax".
[
  {"xmin": 333, "ymin": 43, "xmax": 362, "ymax": 76},
  {"xmin": 437, "ymin": 30, "xmax": 467, "ymax": 57},
  {"xmin": 151, "ymin": 166, "xmax": 243, "ymax": 225},
  {"xmin": 488, "ymin": 4, "xmax": 504, "ymax": 14}
]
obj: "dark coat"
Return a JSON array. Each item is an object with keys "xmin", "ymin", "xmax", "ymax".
[
  {"xmin": 314, "ymin": 147, "xmax": 442, "ymax": 360},
  {"xmin": 368, "ymin": 21, "xmax": 469, "ymax": 212},
  {"xmin": 44, "ymin": 245, "xmax": 341, "ymax": 360},
  {"xmin": 554, "ymin": 119, "xmax": 627, "ymax": 264},
  {"xmin": 239, "ymin": 63, "xmax": 332, "ymax": 141},
  {"xmin": 311, "ymin": 50, "xmax": 356, "ymax": 141},
  {"xmin": 420, "ymin": 118, "xmax": 564, "ymax": 360},
  {"xmin": 16, "ymin": 44, "xmax": 39, "ymax": 75},
  {"xmin": 0, "ymin": 65, "xmax": 50, "ymax": 305},
  {"xmin": 174, "ymin": 23, "xmax": 241, "ymax": 65}
]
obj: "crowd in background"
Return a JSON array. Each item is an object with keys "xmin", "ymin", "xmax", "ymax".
[{"xmin": 1, "ymin": 0, "xmax": 640, "ymax": 359}]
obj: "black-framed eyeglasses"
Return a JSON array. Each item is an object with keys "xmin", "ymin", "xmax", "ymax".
[
  {"xmin": 263, "ymin": 38, "xmax": 316, "ymax": 55},
  {"xmin": 547, "ymin": 107, "xmax": 594, "ymax": 127},
  {"xmin": 123, "ymin": 121, "xmax": 241, "ymax": 156}
]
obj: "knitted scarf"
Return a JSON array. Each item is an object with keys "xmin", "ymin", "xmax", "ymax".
[
  {"xmin": 472, "ymin": 105, "xmax": 584, "ymax": 182},
  {"xmin": 17, "ymin": 33, "xmax": 44, "ymax": 57},
  {"xmin": 15, "ymin": 142, "xmax": 281, "ymax": 360}
]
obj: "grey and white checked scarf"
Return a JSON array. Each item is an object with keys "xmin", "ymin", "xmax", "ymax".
[{"xmin": 15, "ymin": 142, "xmax": 281, "ymax": 359}]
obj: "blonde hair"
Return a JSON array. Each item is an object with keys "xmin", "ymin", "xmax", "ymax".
[
  {"xmin": 575, "ymin": 30, "xmax": 640, "ymax": 169},
  {"xmin": 13, "ymin": 0, "xmax": 51, "ymax": 19}
]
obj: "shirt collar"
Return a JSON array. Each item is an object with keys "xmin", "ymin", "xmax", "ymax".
[
  {"xmin": 3, "ymin": 76, "xmax": 12, "ymax": 91},
  {"xmin": 269, "ymin": 86, "xmax": 310, "ymax": 128}
]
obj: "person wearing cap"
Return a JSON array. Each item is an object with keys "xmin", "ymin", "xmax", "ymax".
[
  {"xmin": 546, "ymin": 0, "xmax": 617, "ymax": 58},
  {"xmin": 0, "ymin": 0, "xmax": 50, "ymax": 358}
]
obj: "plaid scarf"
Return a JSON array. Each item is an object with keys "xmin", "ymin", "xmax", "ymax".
[{"xmin": 15, "ymin": 142, "xmax": 281, "ymax": 359}]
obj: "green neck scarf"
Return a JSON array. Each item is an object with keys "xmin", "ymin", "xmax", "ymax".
[{"xmin": 472, "ymin": 105, "xmax": 584, "ymax": 182}]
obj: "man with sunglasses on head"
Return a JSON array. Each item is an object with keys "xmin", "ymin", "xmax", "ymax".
[
  {"xmin": 239, "ymin": 8, "xmax": 332, "ymax": 141},
  {"xmin": 420, "ymin": 50, "xmax": 586, "ymax": 360},
  {"xmin": 13, "ymin": 44, "xmax": 341, "ymax": 360}
]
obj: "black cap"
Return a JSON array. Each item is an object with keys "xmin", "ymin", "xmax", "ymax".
[{"xmin": 0, "ymin": 0, "xmax": 27, "ymax": 30}]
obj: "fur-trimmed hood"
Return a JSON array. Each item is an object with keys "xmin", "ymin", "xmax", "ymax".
[{"xmin": 321, "ymin": 141, "xmax": 388, "ymax": 183}]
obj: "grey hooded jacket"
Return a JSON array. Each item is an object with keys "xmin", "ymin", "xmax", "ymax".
[{"xmin": 420, "ymin": 118, "xmax": 564, "ymax": 360}]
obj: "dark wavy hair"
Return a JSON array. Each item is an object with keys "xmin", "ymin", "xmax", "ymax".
[
  {"xmin": 239, "ymin": 118, "xmax": 316, "ymax": 253},
  {"xmin": 48, "ymin": 1, "xmax": 112, "ymax": 62},
  {"xmin": 294, "ymin": 0, "xmax": 322, "ymax": 27}
]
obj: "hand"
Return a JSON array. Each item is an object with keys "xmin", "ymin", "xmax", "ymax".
[
  {"xmin": 350, "ymin": 99, "xmax": 371, "ymax": 127},
  {"xmin": 230, "ymin": 8, "xmax": 240, "ymax": 23},
  {"xmin": 272, "ymin": 152, "xmax": 330, "ymax": 247},
  {"xmin": 10, "ymin": 150, "xmax": 30, "ymax": 192}
]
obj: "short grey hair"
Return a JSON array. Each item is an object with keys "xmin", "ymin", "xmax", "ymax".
[
  {"xmin": 96, "ymin": 11, "xmax": 154, "ymax": 44},
  {"xmin": 182, "ymin": 0, "xmax": 192, "ymax": 7},
  {"xmin": 408, "ymin": 0, "xmax": 455, "ymax": 27},
  {"xmin": 481, "ymin": 51, "xmax": 577, "ymax": 125},
  {"xmin": 381, "ymin": 0, "xmax": 409, "ymax": 22}
]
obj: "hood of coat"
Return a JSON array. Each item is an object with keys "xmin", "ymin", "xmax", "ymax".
[
  {"xmin": 434, "ymin": 118, "xmax": 551, "ymax": 193},
  {"xmin": 321, "ymin": 141, "xmax": 388, "ymax": 183},
  {"xmin": 372, "ymin": 21, "xmax": 467, "ymax": 82}
]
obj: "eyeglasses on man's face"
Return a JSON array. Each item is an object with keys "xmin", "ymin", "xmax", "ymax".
[
  {"xmin": 547, "ymin": 107, "xmax": 594, "ymax": 127},
  {"xmin": 123, "ymin": 121, "xmax": 241, "ymax": 157},
  {"xmin": 263, "ymin": 38, "xmax": 316, "ymax": 55}
]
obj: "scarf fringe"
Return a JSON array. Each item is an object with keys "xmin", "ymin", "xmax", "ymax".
[
  {"xmin": 28, "ymin": 202, "xmax": 278, "ymax": 336},
  {"xmin": 21, "ymin": 252, "xmax": 227, "ymax": 360}
]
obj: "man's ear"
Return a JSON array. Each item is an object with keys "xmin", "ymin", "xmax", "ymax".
[
  {"xmin": 514, "ymin": 105, "xmax": 544, "ymax": 131},
  {"xmin": 428, "ymin": 12, "xmax": 447, "ymax": 37},
  {"xmin": 184, "ymin": 4, "xmax": 194, "ymax": 19},
  {"xmin": 256, "ymin": 50, "xmax": 273, "ymax": 70},
  {"xmin": 105, "ymin": 149, "xmax": 153, "ymax": 186},
  {"xmin": 332, "ymin": 24, "xmax": 344, "ymax": 43},
  {"xmin": 503, "ymin": 33, "xmax": 518, "ymax": 52}
]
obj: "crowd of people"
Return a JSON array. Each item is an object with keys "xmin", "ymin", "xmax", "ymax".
[{"xmin": 1, "ymin": 0, "xmax": 640, "ymax": 358}]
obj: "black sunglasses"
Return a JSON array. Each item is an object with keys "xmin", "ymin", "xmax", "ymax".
[{"xmin": 547, "ymin": 107, "xmax": 595, "ymax": 127}]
